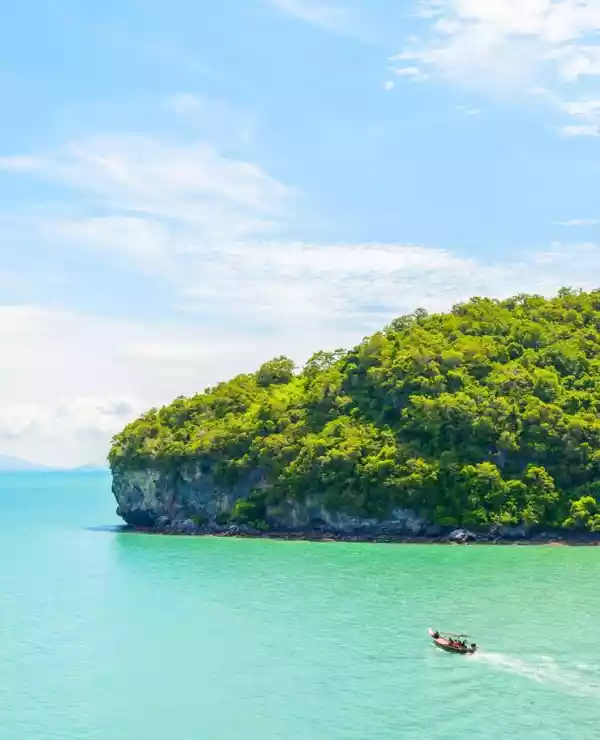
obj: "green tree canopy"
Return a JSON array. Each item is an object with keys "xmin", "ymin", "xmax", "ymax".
[{"xmin": 109, "ymin": 288, "xmax": 600, "ymax": 530}]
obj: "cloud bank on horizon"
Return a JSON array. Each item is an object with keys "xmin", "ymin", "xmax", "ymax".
[{"xmin": 0, "ymin": 0, "xmax": 599, "ymax": 466}]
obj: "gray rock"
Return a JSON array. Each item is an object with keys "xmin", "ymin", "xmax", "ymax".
[
  {"xmin": 502, "ymin": 524, "xmax": 529, "ymax": 540},
  {"xmin": 170, "ymin": 518, "xmax": 198, "ymax": 535},
  {"xmin": 111, "ymin": 463, "xmax": 429, "ymax": 537},
  {"xmin": 112, "ymin": 464, "xmax": 269, "ymax": 527},
  {"xmin": 405, "ymin": 520, "xmax": 424, "ymax": 535},
  {"xmin": 425, "ymin": 524, "xmax": 443, "ymax": 537},
  {"xmin": 448, "ymin": 528, "xmax": 477, "ymax": 543},
  {"xmin": 153, "ymin": 516, "xmax": 170, "ymax": 532},
  {"xmin": 183, "ymin": 518, "xmax": 199, "ymax": 534},
  {"xmin": 239, "ymin": 524, "xmax": 263, "ymax": 536}
]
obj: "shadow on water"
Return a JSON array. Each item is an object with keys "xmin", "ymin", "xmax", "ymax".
[{"xmin": 85, "ymin": 524, "xmax": 130, "ymax": 534}]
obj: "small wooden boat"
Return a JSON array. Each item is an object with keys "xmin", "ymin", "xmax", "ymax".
[{"xmin": 429, "ymin": 628, "xmax": 478, "ymax": 654}]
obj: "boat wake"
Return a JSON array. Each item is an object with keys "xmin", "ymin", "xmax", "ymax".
[{"xmin": 472, "ymin": 651, "xmax": 600, "ymax": 699}]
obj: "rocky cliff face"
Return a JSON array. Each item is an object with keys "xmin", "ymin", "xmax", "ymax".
[
  {"xmin": 111, "ymin": 464, "xmax": 600, "ymax": 544},
  {"xmin": 112, "ymin": 463, "xmax": 600, "ymax": 543},
  {"xmin": 111, "ymin": 462, "xmax": 428, "ymax": 536}
]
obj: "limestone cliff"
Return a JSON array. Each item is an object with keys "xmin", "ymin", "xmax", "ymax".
[
  {"xmin": 111, "ymin": 462, "xmax": 428, "ymax": 537},
  {"xmin": 112, "ymin": 464, "xmax": 596, "ymax": 543}
]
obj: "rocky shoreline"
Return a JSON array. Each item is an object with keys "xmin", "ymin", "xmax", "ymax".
[
  {"xmin": 110, "ymin": 465, "xmax": 600, "ymax": 547},
  {"xmin": 122, "ymin": 519, "xmax": 600, "ymax": 546}
]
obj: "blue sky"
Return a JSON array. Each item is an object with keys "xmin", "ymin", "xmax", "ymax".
[{"xmin": 1, "ymin": 0, "xmax": 600, "ymax": 465}]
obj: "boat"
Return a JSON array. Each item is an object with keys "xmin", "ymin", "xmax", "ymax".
[{"xmin": 429, "ymin": 628, "xmax": 478, "ymax": 654}]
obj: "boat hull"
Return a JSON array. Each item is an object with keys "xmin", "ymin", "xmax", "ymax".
[{"xmin": 428, "ymin": 628, "xmax": 477, "ymax": 655}]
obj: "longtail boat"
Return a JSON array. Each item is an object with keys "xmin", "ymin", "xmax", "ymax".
[{"xmin": 429, "ymin": 628, "xmax": 478, "ymax": 654}]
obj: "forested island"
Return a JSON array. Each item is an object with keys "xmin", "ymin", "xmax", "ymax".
[{"xmin": 109, "ymin": 289, "xmax": 600, "ymax": 543}]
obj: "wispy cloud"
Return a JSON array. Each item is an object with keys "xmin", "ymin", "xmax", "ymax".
[
  {"xmin": 561, "ymin": 124, "xmax": 600, "ymax": 136},
  {"xmin": 0, "ymin": 135, "xmax": 292, "ymax": 267},
  {"xmin": 6, "ymin": 123, "xmax": 600, "ymax": 463},
  {"xmin": 553, "ymin": 218, "xmax": 597, "ymax": 226},
  {"xmin": 266, "ymin": 0, "xmax": 367, "ymax": 40},
  {"xmin": 0, "ymin": 155, "xmax": 40, "ymax": 172},
  {"xmin": 162, "ymin": 93, "xmax": 259, "ymax": 149},
  {"xmin": 6, "ymin": 132, "xmax": 600, "ymax": 337},
  {"xmin": 391, "ymin": 65, "xmax": 428, "ymax": 81},
  {"xmin": 0, "ymin": 305, "xmax": 145, "ymax": 466},
  {"xmin": 456, "ymin": 104, "xmax": 481, "ymax": 116},
  {"xmin": 4, "ymin": 135, "xmax": 289, "ymax": 217},
  {"xmin": 0, "ymin": 396, "xmax": 141, "ymax": 468},
  {"xmin": 393, "ymin": 0, "xmax": 600, "ymax": 128},
  {"xmin": 164, "ymin": 92, "xmax": 205, "ymax": 117},
  {"xmin": 557, "ymin": 97, "xmax": 600, "ymax": 135},
  {"xmin": 0, "ymin": 302, "xmax": 345, "ymax": 466}
]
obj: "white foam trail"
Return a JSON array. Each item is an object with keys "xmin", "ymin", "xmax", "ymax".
[
  {"xmin": 473, "ymin": 651, "xmax": 600, "ymax": 699},
  {"xmin": 576, "ymin": 663, "xmax": 600, "ymax": 674}
]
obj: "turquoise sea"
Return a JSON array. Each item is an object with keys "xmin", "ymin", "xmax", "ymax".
[{"xmin": 0, "ymin": 472, "xmax": 599, "ymax": 739}]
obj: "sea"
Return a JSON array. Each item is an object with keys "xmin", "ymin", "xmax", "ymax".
[{"xmin": 0, "ymin": 471, "xmax": 599, "ymax": 740}]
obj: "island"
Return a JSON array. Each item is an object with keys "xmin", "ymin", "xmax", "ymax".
[{"xmin": 109, "ymin": 288, "xmax": 600, "ymax": 544}]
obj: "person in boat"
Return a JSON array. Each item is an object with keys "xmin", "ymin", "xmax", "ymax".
[{"xmin": 433, "ymin": 631, "xmax": 440, "ymax": 639}]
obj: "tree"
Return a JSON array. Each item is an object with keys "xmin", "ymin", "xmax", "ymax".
[
  {"xmin": 109, "ymin": 288, "xmax": 600, "ymax": 532},
  {"xmin": 563, "ymin": 496, "xmax": 600, "ymax": 532},
  {"xmin": 520, "ymin": 466, "xmax": 559, "ymax": 525},
  {"xmin": 303, "ymin": 349, "xmax": 344, "ymax": 378},
  {"xmin": 256, "ymin": 356, "xmax": 295, "ymax": 387}
]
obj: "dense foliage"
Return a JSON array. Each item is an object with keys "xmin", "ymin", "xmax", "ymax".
[{"xmin": 109, "ymin": 289, "xmax": 600, "ymax": 531}]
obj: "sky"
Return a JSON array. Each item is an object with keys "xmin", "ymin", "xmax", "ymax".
[{"xmin": 1, "ymin": 0, "xmax": 600, "ymax": 466}]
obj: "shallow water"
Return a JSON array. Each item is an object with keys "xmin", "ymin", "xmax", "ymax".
[{"xmin": 0, "ymin": 472, "xmax": 598, "ymax": 739}]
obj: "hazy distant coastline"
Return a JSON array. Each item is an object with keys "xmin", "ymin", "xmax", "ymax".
[{"xmin": 0, "ymin": 455, "xmax": 109, "ymax": 473}]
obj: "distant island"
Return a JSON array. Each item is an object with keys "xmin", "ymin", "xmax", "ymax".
[
  {"xmin": 0, "ymin": 455, "xmax": 55, "ymax": 472},
  {"xmin": 109, "ymin": 288, "xmax": 600, "ymax": 544},
  {"xmin": 0, "ymin": 456, "xmax": 109, "ymax": 473},
  {"xmin": 70, "ymin": 464, "xmax": 110, "ymax": 473}
]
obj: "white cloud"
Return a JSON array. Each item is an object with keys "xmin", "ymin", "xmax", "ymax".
[
  {"xmin": 0, "ymin": 306, "xmax": 146, "ymax": 467},
  {"xmin": 456, "ymin": 104, "xmax": 481, "ymax": 116},
  {"xmin": 1, "ymin": 134, "xmax": 292, "ymax": 278},
  {"xmin": 393, "ymin": 66, "xmax": 422, "ymax": 77},
  {"xmin": 554, "ymin": 218, "xmax": 597, "ymax": 226},
  {"xmin": 391, "ymin": 65, "xmax": 428, "ymax": 80},
  {"xmin": 178, "ymin": 240, "xmax": 600, "ymax": 333},
  {"xmin": 563, "ymin": 98, "xmax": 600, "ymax": 119},
  {"xmin": 0, "ymin": 303, "xmax": 347, "ymax": 467},
  {"xmin": 162, "ymin": 93, "xmax": 259, "ymax": 149},
  {"xmin": 0, "ymin": 397, "xmax": 143, "ymax": 468},
  {"xmin": 550, "ymin": 44, "xmax": 600, "ymax": 81},
  {"xmin": 561, "ymin": 123, "xmax": 600, "ymax": 136},
  {"xmin": 395, "ymin": 0, "xmax": 600, "ymax": 127},
  {"xmin": 0, "ymin": 155, "xmax": 39, "ymax": 172},
  {"xmin": 5, "ymin": 131, "xmax": 600, "ymax": 465},
  {"xmin": 383, "ymin": 80, "xmax": 396, "ymax": 91},
  {"xmin": 266, "ymin": 0, "xmax": 366, "ymax": 39},
  {"xmin": 164, "ymin": 93, "xmax": 204, "ymax": 116},
  {"xmin": 0, "ymin": 135, "xmax": 290, "ymax": 231},
  {"xmin": 3, "ymin": 233, "xmax": 600, "ymax": 466},
  {"xmin": 44, "ymin": 216, "xmax": 176, "ymax": 273},
  {"xmin": 0, "ymin": 307, "xmax": 182, "ymax": 407},
  {"xmin": 556, "ymin": 96, "xmax": 600, "ymax": 135}
]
